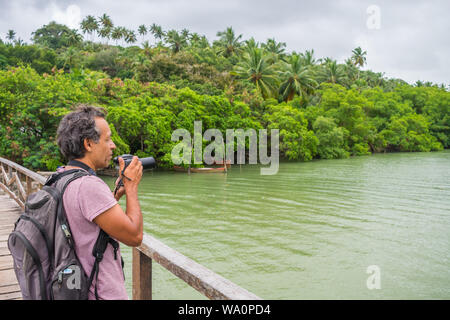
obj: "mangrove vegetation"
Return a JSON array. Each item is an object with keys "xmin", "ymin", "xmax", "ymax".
[{"xmin": 0, "ymin": 15, "xmax": 448, "ymax": 170}]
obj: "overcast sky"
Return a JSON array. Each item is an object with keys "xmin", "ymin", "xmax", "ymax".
[{"xmin": 1, "ymin": 0, "xmax": 448, "ymax": 85}]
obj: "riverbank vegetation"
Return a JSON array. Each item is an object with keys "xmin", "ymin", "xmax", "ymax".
[{"xmin": 0, "ymin": 15, "xmax": 448, "ymax": 170}]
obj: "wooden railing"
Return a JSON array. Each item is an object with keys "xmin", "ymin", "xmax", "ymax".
[
  {"xmin": 0, "ymin": 157, "xmax": 46, "ymax": 209},
  {"xmin": 0, "ymin": 156, "xmax": 261, "ymax": 300}
]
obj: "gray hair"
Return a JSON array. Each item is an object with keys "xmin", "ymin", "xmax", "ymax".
[{"xmin": 57, "ymin": 104, "xmax": 107, "ymax": 161}]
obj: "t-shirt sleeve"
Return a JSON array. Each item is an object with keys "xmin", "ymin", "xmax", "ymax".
[{"xmin": 77, "ymin": 176, "xmax": 118, "ymax": 222}]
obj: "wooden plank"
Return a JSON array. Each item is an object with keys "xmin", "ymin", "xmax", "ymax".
[
  {"xmin": 0, "ymin": 284, "xmax": 20, "ymax": 295},
  {"xmin": 0, "ymin": 269, "xmax": 18, "ymax": 287},
  {"xmin": 0, "ymin": 182, "xmax": 24, "ymax": 209},
  {"xmin": 0, "ymin": 291, "xmax": 22, "ymax": 300},
  {"xmin": 0, "ymin": 229, "xmax": 13, "ymax": 237},
  {"xmin": 0, "ymin": 260, "xmax": 13, "ymax": 271},
  {"xmin": 0, "ymin": 247, "xmax": 11, "ymax": 256},
  {"xmin": 0, "ymin": 255, "xmax": 12, "ymax": 264}
]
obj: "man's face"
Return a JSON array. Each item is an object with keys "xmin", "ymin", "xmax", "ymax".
[{"xmin": 89, "ymin": 117, "xmax": 116, "ymax": 169}]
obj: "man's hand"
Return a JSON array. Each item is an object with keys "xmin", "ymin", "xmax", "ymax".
[
  {"xmin": 96, "ymin": 155, "xmax": 144, "ymax": 247},
  {"xmin": 118, "ymin": 156, "xmax": 143, "ymax": 193},
  {"xmin": 113, "ymin": 175, "xmax": 126, "ymax": 201}
]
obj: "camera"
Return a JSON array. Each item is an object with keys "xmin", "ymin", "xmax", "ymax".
[
  {"xmin": 112, "ymin": 154, "xmax": 155, "ymax": 196},
  {"xmin": 113, "ymin": 154, "xmax": 156, "ymax": 170}
]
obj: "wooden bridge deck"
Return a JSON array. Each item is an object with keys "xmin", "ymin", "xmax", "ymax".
[{"xmin": 0, "ymin": 190, "xmax": 22, "ymax": 300}]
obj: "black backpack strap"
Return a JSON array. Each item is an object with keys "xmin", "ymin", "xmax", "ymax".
[
  {"xmin": 55, "ymin": 170, "xmax": 91, "ymax": 248},
  {"xmin": 44, "ymin": 169, "xmax": 85, "ymax": 186},
  {"xmin": 88, "ymin": 229, "xmax": 121, "ymax": 300}
]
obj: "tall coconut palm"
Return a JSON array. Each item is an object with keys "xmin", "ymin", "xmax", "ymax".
[
  {"xmin": 243, "ymin": 37, "xmax": 259, "ymax": 54},
  {"xmin": 300, "ymin": 49, "xmax": 317, "ymax": 66},
  {"xmin": 215, "ymin": 27, "xmax": 243, "ymax": 57},
  {"xmin": 111, "ymin": 26, "xmax": 123, "ymax": 45},
  {"xmin": 233, "ymin": 48, "xmax": 279, "ymax": 99},
  {"xmin": 6, "ymin": 30, "xmax": 16, "ymax": 43},
  {"xmin": 351, "ymin": 46, "xmax": 367, "ymax": 68},
  {"xmin": 262, "ymin": 38, "xmax": 286, "ymax": 64},
  {"xmin": 279, "ymin": 54, "xmax": 318, "ymax": 102},
  {"xmin": 66, "ymin": 29, "xmax": 83, "ymax": 47},
  {"xmin": 181, "ymin": 28, "xmax": 190, "ymax": 40},
  {"xmin": 138, "ymin": 24, "xmax": 147, "ymax": 42},
  {"xmin": 351, "ymin": 46, "xmax": 367, "ymax": 80},
  {"xmin": 189, "ymin": 32, "xmax": 200, "ymax": 47},
  {"xmin": 98, "ymin": 27, "xmax": 112, "ymax": 44},
  {"xmin": 262, "ymin": 38, "xmax": 286, "ymax": 56},
  {"xmin": 165, "ymin": 29, "xmax": 187, "ymax": 53},
  {"xmin": 124, "ymin": 29, "xmax": 137, "ymax": 44},
  {"xmin": 99, "ymin": 14, "xmax": 113, "ymax": 29},
  {"xmin": 150, "ymin": 23, "xmax": 164, "ymax": 45},
  {"xmin": 343, "ymin": 58, "xmax": 358, "ymax": 83},
  {"xmin": 80, "ymin": 15, "xmax": 98, "ymax": 41},
  {"xmin": 318, "ymin": 59, "xmax": 347, "ymax": 85}
]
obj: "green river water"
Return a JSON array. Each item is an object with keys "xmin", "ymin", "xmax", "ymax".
[{"xmin": 103, "ymin": 151, "xmax": 450, "ymax": 299}]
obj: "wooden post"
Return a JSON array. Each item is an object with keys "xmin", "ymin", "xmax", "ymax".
[
  {"xmin": 26, "ymin": 176, "xmax": 32, "ymax": 195},
  {"xmin": 132, "ymin": 247, "xmax": 152, "ymax": 300}
]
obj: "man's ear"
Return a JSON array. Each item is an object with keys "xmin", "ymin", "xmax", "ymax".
[{"xmin": 83, "ymin": 138, "xmax": 93, "ymax": 152}]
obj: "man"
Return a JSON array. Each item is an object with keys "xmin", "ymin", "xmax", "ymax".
[{"xmin": 56, "ymin": 104, "xmax": 143, "ymax": 300}]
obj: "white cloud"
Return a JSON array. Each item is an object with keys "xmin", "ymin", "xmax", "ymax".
[{"xmin": 50, "ymin": 4, "xmax": 81, "ymax": 29}]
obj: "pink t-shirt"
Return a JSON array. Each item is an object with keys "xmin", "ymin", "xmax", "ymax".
[{"xmin": 58, "ymin": 167, "xmax": 128, "ymax": 300}]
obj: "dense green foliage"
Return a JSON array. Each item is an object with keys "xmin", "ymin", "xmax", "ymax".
[{"xmin": 0, "ymin": 17, "xmax": 448, "ymax": 170}]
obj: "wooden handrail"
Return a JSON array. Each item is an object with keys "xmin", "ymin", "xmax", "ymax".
[
  {"xmin": 0, "ymin": 156, "xmax": 262, "ymax": 300},
  {"xmin": 0, "ymin": 157, "xmax": 47, "ymax": 185},
  {"xmin": 0, "ymin": 157, "xmax": 46, "ymax": 209},
  {"xmin": 133, "ymin": 234, "xmax": 261, "ymax": 300}
]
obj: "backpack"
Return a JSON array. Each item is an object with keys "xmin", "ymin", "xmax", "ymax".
[{"xmin": 7, "ymin": 169, "xmax": 122, "ymax": 300}]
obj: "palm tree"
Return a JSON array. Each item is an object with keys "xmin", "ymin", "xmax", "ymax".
[
  {"xmin": 233, "ymin": 48, "xmax": 279, "ymax": 99},
  {"xmin": 181, "ymin": 28, "xmax": 190, "ymax": 40},
  {"xmin": 98, "ymin": 14, "xmax": 113, "ymax": 44},
  {"xmin": 6, "ymin": 30, "xmax": 16, "ymax": 43},
  {"xmin": 191, "ymin": 34, "xmax": 209, "ymax": 49},
  {"xmin": 351, "ymin": 47, "xmax": 367, "ymax": 80},
  {"xmin": 111, "ymin": 27, "xmax": 123, "ymax": 45},
  {"xmin": 262, "ymin": 38, "xmax": 286, "ymax": 56},
  {"xmin": 351, "ymin": 47, "xmax": 367, "ymax": 68},
  {"xmin": 215, "ymin": 27, "xmax": 243, "ymax": 57},
  {"xmin": 14, "ymin": 38, "xmax": 25, "ymax": 46},
  {"xmin": 99, "ymin": 14, "xmax": 113, "ymax": 29},
  {"xmin": 165, "ymin": 29, "xmax": 187, "ymax": 53},
  {"xmin": 300, "ymin": 49, "xmax": 317, "ymax": 66},
  {"xmin": 279, "ymin": 54, "xmax": 318, "ymax": 102},
  {"xmin": 262, "ymin": 38, "xmax": 286, "ymax": 64},
  {"xmin": 60, "ymin": 46, "xmax": 80, "ymax": 70},
  {"xmin": 66, "ymin": 29, "xmax": 83, "ymax": 47},
  {"xmin": 124, "ymin": 29, "xmax": 137, "ymax": 44},
  {"xmin": 98, "ymin": 27, "xmax": 112, "ymax": 44},
  {"xmin": 150, "ymin": 23, "xmax": 164, "ymax": 45},
  {"xmin": 80, "ymin": 15, "xmax": 99, "ymax": 41},
  {"xmin": 142, "ymin": 40, "xmax": 152, "ymax": 55},
  {"xmin": 318, "ymin": 60, "xmax": 347, "ymax": 85},
  {"xmin": 343, "ymin": 58, "xmax": 358, "ymax": 83},
  {"xmin": 138, "ymin": 24, "xmax": 147, "ymax": 42},
  {"xmin": 243, "ymin": 37, "xmax": 259, "ymax": 54}
]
